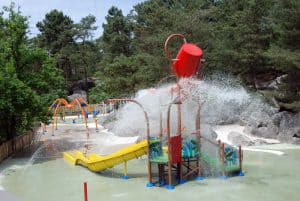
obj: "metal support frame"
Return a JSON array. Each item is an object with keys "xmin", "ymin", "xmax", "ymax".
[
  {"xmin": 49, "ymin": 98, "xmax": 89, "ymax": 136},
  {"xmin": 107, "ymin": 99, "xmax": 151, "ymax": 184}
]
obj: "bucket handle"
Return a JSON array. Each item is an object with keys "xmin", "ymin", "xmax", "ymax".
[{"xmin": 164, "ymin": 34, "xmax": 187, "ymax": 64}]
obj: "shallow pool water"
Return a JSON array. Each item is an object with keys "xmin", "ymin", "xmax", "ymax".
[{"xmin": 1, "ymin": 146, "xmax": 300, "ymax": 201}]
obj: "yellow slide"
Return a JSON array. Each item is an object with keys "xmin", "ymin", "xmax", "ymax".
[{"xmin": 63, "ymin": 140, "xmax": 148, "ymax": 172}]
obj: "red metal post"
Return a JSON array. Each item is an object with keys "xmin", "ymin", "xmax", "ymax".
[{"xmin": 83, "ymin": 182, "xmax": 88, "ymax": 201}]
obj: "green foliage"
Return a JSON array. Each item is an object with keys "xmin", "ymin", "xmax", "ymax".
[
  {"xmin": 1, "ymin": 0, "xmax": 300, "ymax": 144},
  {"xmin": 102, "ymin": 7, "xmax": 132, "ymax": 58},
  {"xmin": 35, "ymin": 10, "xmax": 101, "ymax": 88},
  {"xmin": 75, "ymin": 15, "xmax": 97, "ymax": 43},
  {"xmin": 0, "ymin": 4, "xmax": 65, "ymax": 141},
  {"xmin": 36, "ymin": 9, "xmax": 74, "ymax": 55},
  {"xmin": 92, "ymin": 53, "xmax": 161, "ymax": 100},
  {"xmin": 92, "ymin": 0, "xmax": 299, "ymax": 111},
  {"xmin": 0, "ymin": 62, "xmax": 39, "ymax": 139},
  {"xmin": 88, "ymin": 87, "xmax": 109, "ymax": 103}
]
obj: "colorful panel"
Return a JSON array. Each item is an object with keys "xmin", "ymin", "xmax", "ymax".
[
  {"xmin": 149, "ymin": 139, "xmax": 162, "ymax": 160},
  {"xmin": 182, "ymin": 139, "xmax": 199, "ymax": 158},
  {"xmin": 170, "ymin": 135, "xmax": 182, "ymax": 164},
  {"xmin": 224, "ymin": 146, "xmax": 238, "ymax": 166}
]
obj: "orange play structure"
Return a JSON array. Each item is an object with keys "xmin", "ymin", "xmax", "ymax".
[{"xmin": 49, "ymin": 98, "xmax": 89, "ymax": 134}]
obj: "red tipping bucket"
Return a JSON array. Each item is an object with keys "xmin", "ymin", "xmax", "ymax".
[
  {"xmin": 165, "ymin": 34, "xmax": 203, "ymax": 78},
  {"xmin": 172, "ymin": 43, "xmax": 203, "ymax": 77}
]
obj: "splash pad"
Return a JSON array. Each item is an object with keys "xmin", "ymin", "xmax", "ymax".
[
  {"xmin": 62, "ymin": 34, "xmax": 244, "ymax": 190},
  {"xmin": 2, "ymin": 34, "xmax": 300, "ymax": 201}
]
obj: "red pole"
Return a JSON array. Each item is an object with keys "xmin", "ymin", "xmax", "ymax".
[{"xmin": 83, "ymin": 182, "xmax": 88, "ymax": 201}]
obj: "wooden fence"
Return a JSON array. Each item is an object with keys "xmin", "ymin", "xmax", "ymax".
[{"xmin": 0, "ymin": 126, "xmax": 39, "ymax": 163}]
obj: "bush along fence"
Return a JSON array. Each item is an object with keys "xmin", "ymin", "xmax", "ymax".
[{"xmin": 0, "ymin": 125, "xmax": 39, "ymax": 163}]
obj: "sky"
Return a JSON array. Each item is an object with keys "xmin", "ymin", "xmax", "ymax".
[{"xmin": 1, "ymin": 0, "xmax": 145, "ymax": 38}]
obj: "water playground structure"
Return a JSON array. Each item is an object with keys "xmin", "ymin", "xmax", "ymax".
[
  {"xmin": 48, "ymin": 97, "xmax": 124, "ymax": 137},
  {"xmin": 62, "ymin": 34, "xmax": 244, "ymax": 190},
  {"xmin": 49, "ymin": 98, "xmax": 92, "ymax": 133}
]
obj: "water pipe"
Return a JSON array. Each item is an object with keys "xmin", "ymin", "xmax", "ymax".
[
  {"xmin": 195, "ymin": 102, "xmax": 204, "ymax": 180},
  {"xmin": 124, "ymin": 161, "xmax": 127, "ymax": 177},
  {"xmin": 74, "ymin": 98, "xmax": 88, "ymax": 129},
  {"xmin": 164, "ymin": 34, "xmax": 187, "ymax": 67},
  {"xmin": 221, "ymin": 142, "xmax": 226, "ymax": 178},
  {"xmin": 107, "ymin": 99, "xmax": 151, "ymax": 184},
  {"xmin": 166, "ymin": 97, "xmax": 183, "ymax": 189},
  {"xmin": 238, "ymin": 145, "xmax": 244, "ymax": 176},
  {"xmin": 159, "ymin": 112, "xmax": 163, "ymax": 141},
  {"xmin": 51, "ymin": 101, "xmax": 61, "ymax": 135}
]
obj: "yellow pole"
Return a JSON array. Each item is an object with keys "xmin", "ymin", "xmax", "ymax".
[{"xmin": 122, "ymin": 161, "xmax": 129, "ymax": 179}]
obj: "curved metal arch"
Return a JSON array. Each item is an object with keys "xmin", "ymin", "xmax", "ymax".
[{"xmin": 107, "ymin": 99, "xmax": 151, "ymax": 183}]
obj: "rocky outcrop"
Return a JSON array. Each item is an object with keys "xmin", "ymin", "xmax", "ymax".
[
  {"xmin": 68, "ymin": 78, "xmax": 95, "ymax": 101},
  {"xmin": 243, "ymin": 111, "xmax": 300, "ymax": 144},
  {"xmin": 278, "ymin": 127, "xmax": 300, "ymax": 144},
  {"xmin": 255, "ymin": 72, "xmax": 300, "ymax": 113},
  {"xmin": 244, "ymin": 122, "xmax": 279, "ymax": 139},
  {"xmin": 274, "ymin": 111, "xmax": 300, "ymax": 144},
  {"xmin": 67, "ymin": 90, "xmax": 87, "ymax": 100},
  {"xmin": 70, "ymin": 78, "xmax": 95, "ymax": 94}
]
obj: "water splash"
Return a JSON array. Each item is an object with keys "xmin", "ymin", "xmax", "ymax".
[
  {"xmin": 26, "ymin": 143, "xmax": 45, "ymax": 166},
  {"xmin": 111, "ymin": 76, "xmax": 276, "ymax": 138}
]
